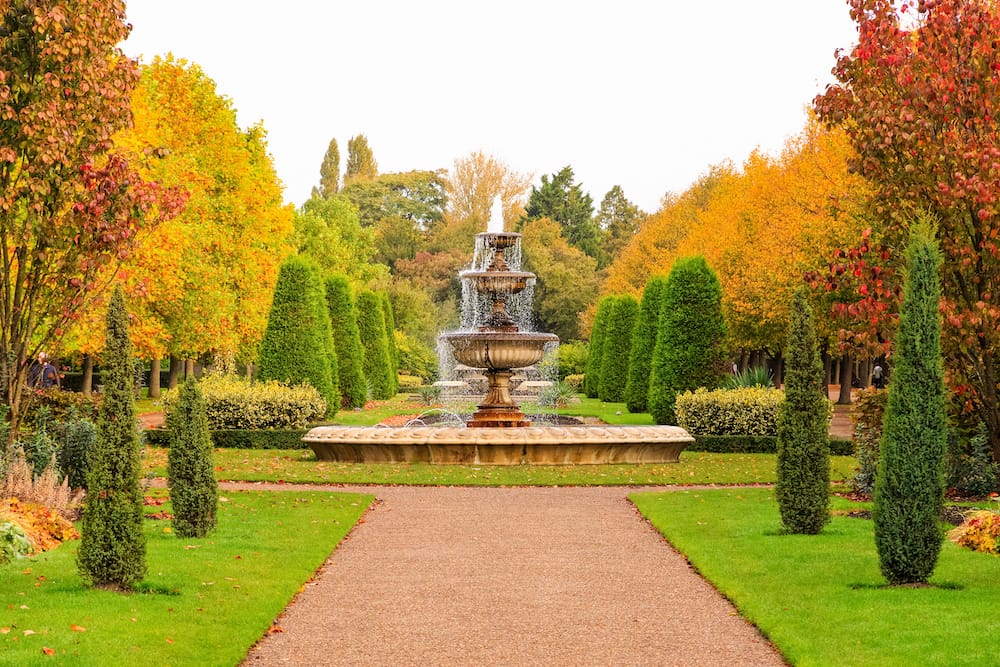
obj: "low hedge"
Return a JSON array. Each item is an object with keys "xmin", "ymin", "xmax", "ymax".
[
  {"xmin": 145, "ymin": 428, "xmax": 309, "ymax": 450},
  {"xmin": 687, "ymin": 434, "xmax": 853, "ymax": 456},
  {"xmin": 676, "ymin": 387, "xmax": 786, "ymax": 436}
]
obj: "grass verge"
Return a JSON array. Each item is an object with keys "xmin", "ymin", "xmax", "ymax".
[
  {"xmin": 142, "ymin": 448, "xmax": 856, "ymax": 486},
  {"xmin": 631, "ymin": 487, "xmax": 1000, "ymax": 667},
  {"xmin": 1, "ymin": 490, "xmax": 371, "ymax": 666}
]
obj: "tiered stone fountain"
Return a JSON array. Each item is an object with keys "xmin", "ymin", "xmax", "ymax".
[{"xmin": 304, "ymin": 199, "xmax": 693, "ymax": 464}]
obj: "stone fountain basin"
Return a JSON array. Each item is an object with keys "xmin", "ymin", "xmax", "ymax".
[
  {"xmin": 440, "ymin": 331, "xmax": 558, "ymax": 370},
  {"xmin": 303, "ymin": 424, "xmax": 694, "ymax": 465}
]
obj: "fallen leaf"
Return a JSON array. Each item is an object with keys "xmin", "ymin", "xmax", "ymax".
[
  {"xmin": 41, "ymin": 647, "xmax": 55, "ymax": 656},
  {"xmin": 0, "ymin": 627, "xmax": 10, "ymax": 634},
  {"xmin": 23, "ymin": 629, "xmax": 35, "ymax": 636},
  {"xmin": 267, "ymin": 625, "xmax": 285, "ymax": 634},
  {"xmin": 70, "ymin": 624, "xmax": 86, "ymax": 633},
  {"xmin": 165, "ymin": 638, "xmax": 174, "ymax": 644}
]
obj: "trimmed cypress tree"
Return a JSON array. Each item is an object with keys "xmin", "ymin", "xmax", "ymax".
[
  {"xmin": 325, "ymin": 275, "xmax": 367, "ymax": 408},
  {"xmin": 257, "ymin": 257, "xmax": 338, "ymax": 414},
  {"xmin": 625, "ymin": 276, "xmax": 668, "ymax": 413},
  {"xmin": 379, "ymin": 291, "xmax": 399, "ymax": 395},
  {"xmin": 77, "ymin": 287, "xmax": 146, "ymax": 589},
  {"xmin": 598, "ymin": 295, "xmax": 639, "ymax": 402},
  {"xmin": 775, "ymin": 288, "xmax": 830, "ymax": 534},
  {"xmin": 356, "ymin": 290, "xmax": 394, "ymax": 400},
  {"xmin": 648, "ymin": 256, "xmax": 727, "ymax": 425},
  {"xmin": 167, "ymin": 378, "xmax": 217, "ymax": 538},
  {"xmin": 873, "ymin": 221, "xmax": 947, "ymax": 585},
  {"xmin": 583, "ymin": 297, "xmax": 614, "ymax": 398}
]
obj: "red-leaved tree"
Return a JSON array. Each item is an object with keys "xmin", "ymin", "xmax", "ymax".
[
  {"xmin": 815, "ymin": 0, "xmax": 1000, "ymax": 460},
  {"xmin": 0, "ymin": 1, "xmax": 182, "ymax": 435}
]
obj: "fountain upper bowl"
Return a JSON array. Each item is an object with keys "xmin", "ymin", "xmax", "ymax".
[{"xmin": 440, "ymin": 331, "xmax": 558, "ymax": 370}]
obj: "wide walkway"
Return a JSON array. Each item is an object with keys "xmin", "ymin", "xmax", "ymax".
[{"xmin": 241, "ymin": 485, "xmax": 785, "ymax": 666}]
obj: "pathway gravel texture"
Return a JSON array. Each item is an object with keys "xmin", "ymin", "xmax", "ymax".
[{"xmin": 241, "ymin": 485, "xmax": 786, "ymax": 666}]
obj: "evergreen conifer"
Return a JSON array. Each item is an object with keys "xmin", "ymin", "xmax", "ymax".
[
  {"xmin": 776, "ymin": 288, "xmax": 830, "ymax": 534},
  {"xmin": 167, "ymin": 378, "xmax": 217, "ymax": 538},
  {"xmin": 379, "ymin": 291, "xmax": 399, "ymax": 395},
  {"xmin": 873, "ymin": 220, "xmax": 947, "ymax": 585},
  {"xmin": 648, "ymin": 256, "xmax": 727, "ymax": 425},
  {"xmin": 356, "ymin": 290, "xmax": 394, "ymax": 400},
  {"xmin": 77, "ymin": 287, "xmax": 146, "ymax": 589},
  {"xmin": 598, "ymin": 295, "xmax": 639, "ymax": 402},
  {"xmin": 325, "ymin": 275, "xmax": 367, "ymax": 408},
  {"xmin": 625, "ymin": 276, "xmax": 668, "ymax": 413},
  {"xmin": 583, "ymin": 297, "xmax": 614, "ymax": 398}
]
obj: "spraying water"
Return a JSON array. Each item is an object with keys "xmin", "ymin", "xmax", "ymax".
[{"xmin": 487, "ymin": 194, "xmax": 504, "ymax": 234}]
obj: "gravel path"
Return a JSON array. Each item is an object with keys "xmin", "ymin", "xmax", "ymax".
[{"xmin": 240, "ymin": 485, "xmax": 786, "ymax": 666}]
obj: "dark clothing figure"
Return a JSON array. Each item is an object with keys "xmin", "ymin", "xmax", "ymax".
[
  {"xmin": 28, "ymin": 355, "xmax": 59, "ymax": 389},
  {"xmin": 872, "ymin": 364, "xmax": 885, "ymax": 390}
]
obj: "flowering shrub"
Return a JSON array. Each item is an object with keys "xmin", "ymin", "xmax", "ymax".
[
  {"xmin": 1, "ymin": 498, "xmax": 79, "ymax": 554},
  {"xmin": 949, "ymin": 510, "xmax": 1000, "ymax": 555},
  {"xmin": 675, "ymin": 387, "xmax": 786, "ymax": 436},
  {"xmin": 162, "ymin": 374, "xmax": 326, "ymax": 430}
]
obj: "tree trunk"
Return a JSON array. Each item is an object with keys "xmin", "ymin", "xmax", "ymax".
[
  {"xmin": 184, "ymin": 358, "xmax": 195, "ymax": 378},
  {"xmin": 858, "ymin": 359, "xmax": 871, "ymax": 389},
  {"xmin": 738, "ymin": 350, "xmax": 749, "ymax": 373},
  {"xmin": 837, "ymin": 353, "xmax": 854, "ymax": 405},
  {"xmin": 771, "ymin": 352, "xmax": 784, "ymax": 387},
  {"xmin": 168, "ymin": 355, "xmax": 181, "ymax": 389},
  {"xmin": 822, "ymin": 351, "xmax": 832, "ymax": 398},
  {"xmin": 82, "ymin": 354, "xmax": 94, "ymax": 396},
  {"xmin": 148, "ymin": 358, "xmax": 161, "ymax": 399}
]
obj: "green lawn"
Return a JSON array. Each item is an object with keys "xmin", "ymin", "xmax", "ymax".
[
  {"xmin": 631, "ymin": 487, "xmax": 1000, "ymax": 667},
  {"xmin": 1, "ymin": 490, "xmax": 371, "ymax": 666},
  {"xmin": 142, "ymin": 447, "xmax": 857, "ymax": 487}
]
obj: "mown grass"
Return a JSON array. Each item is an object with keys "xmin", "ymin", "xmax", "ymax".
[
  {"xmin": 0, "ymin": 490, "xmax": 371, "ymax": 666},
  {"xmin": 631, "ymin": 488, "xmax": 1000, "ymax": 667},
  {"xmin": 142, "ymin": 447, "xmax": 857, "ymax": 487}
]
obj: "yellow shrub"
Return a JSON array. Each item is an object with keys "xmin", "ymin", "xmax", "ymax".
[
  {"xmin": 675, "ymin": 387, "xmax": 785, "ymax": 436},
  {"xmin": 949, "ymin": 510, "xmax": 1000, "ymax": 555}
]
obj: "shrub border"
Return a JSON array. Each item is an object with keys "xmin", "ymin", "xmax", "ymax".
[
  {"xmin": 146, "ymin": 429, "xmax": 309, "ymax": 450},
  {"xmin": 688, "ymin": 434, "xmax": 853, "ymax": 456}
]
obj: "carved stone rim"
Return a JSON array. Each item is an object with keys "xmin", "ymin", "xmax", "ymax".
[{"xmin": 303, "ymin": 425, "xmax": 694, "ymax": 445}]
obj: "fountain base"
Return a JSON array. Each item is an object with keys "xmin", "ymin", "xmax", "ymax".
[
  {"xmin": 466, "ymin": 369, "xmax": 531, "ymax": 427},
  {"xmin": 303, "ymin": 425, "xmax": 694, "ymax": 465}
]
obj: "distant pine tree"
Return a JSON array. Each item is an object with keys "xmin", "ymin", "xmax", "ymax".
[
  {"xmin": 77, "ymin": 287, "xmax": 146, "ymax": 589},
  {"xmin": 648, "ymin": 256, "xmax": 727, "ymax": 425},
  {"xmin": 379, "ymin": 291, "xmax": 399, "ymax": 395},
  {"xmin": 167, "ymin": 378, "xmax": 218, "ymax": 538},
  {"xmin": 325, "ymin": 275, "xmax": 367, "ymax": 408},
  {"xmin": 874, "ymin": 220, "xmax": 947, "ymax": 585},
  {"xmin": 598, "ymin": 295, "xmax": 639, "ymax": 402},
  {"xmin": 776, "ymin": 288, "xmax": 830, "ymax": 534},
  {"xmin": 624, "ymin": 276, "xmax": 668, "ymax": 413}
]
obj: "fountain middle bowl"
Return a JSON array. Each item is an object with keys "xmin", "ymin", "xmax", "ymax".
[{"xmin": 440, "ymin": 331, "xmax": 559, "ymax": 370}]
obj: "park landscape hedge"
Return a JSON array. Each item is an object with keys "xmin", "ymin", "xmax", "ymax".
[{"xmin": 146, "ymin": 428, "xmax": 309, "ymax": 450}]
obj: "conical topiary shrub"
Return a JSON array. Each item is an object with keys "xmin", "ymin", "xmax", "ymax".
[
  {"xmin": 598, "ymin": 295, "xmax": 639, "ymax": 403},
  {"xmin": 625, "ymin": 276, "xmax": 668, "ymax": 413},
  {"xmin": 325, "ymin": 275, "xmax": 367, "ymax": 408},
  {"xmin": 356, "ymin": 290, "xmax": 394, "ymax": 400},
  {"xmin": 257, "ymin": 256, "xmax": 337, "ymax": 415},
  {"xmin": 583, "ymin": 296, "xmax": 614, "ymax": 398},
  {"xmin": 77, "ymin": 286, "xmax": 146, "ymax": 589},
  {"xmin": 775, "ymin": 287, "xmax": 830, "ymax": 534},
  {"xmin": 167, "ymin": 378, "xmax": 218, "ymax": 538},
  {"xmin": 873, "ymin": 220, "xmax": 947, "ymax": 585},
  {"xmin": 378, "ymin": 291, "xmax": 399, "ymax": 395},
  {"xmin": 648, "ymin": 256, "xmax": 727, "ymax": 425}
]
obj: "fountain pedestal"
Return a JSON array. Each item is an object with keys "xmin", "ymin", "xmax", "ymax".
[{"xmin": 467, "ymin": 370, "xmax": 531, "ymax": 428}]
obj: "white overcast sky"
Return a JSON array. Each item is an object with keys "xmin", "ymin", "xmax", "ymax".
[{"xmin": 120, "ymin": 1, "xmax": 859, "ymax": 214}]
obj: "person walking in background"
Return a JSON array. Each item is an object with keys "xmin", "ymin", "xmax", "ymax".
[
  {"xmin": 872, "ymin": 363, "xmax": 885, "ymax": 389},
  {"xmin": 28, "ymin": 352, "xmax": 60, "ymax": 389}
]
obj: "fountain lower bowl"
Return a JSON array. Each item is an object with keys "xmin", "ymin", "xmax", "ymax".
[
  {"xmin": 440, "ymin": 331, "xmax": 559, "ymax": 369},
  {"xmin": 303, "ymin": 424, "xmax": 694, "ymax": 465}
]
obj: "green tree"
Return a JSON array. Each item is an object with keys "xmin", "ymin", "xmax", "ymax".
[
  {"xmin": 625, "ymin": 276, "xmax": 669, "ymax": 413},
  {"xmin": 0, "ymin": 2, "xmax": 176, "ymax": 435},
  {"xmin": 873, "ymin": 220, "xmax": 947, "ymax": 585},
  {"xmin": 520, "ymin": 217, "xmax": 600, "ymax": 341},
  {"xmin": 325, "ymin": 276, "xmax": 367, "ymax": 409},
  {"xmin": 598, "ymin": 295, "xmax": 639, "ymax": 402},
  {"xmin": 167, "ymin": 378, "xmax": 218, "ymax": 538},
  {"xmin": 343, "ymin": 134, "xmax": 378, "ymax": 187},
  {"xmin": 293, "ymin": 194, "xmax": 387, "ymax": 283},
  {"xmin": 77, "ymin": 287, "xmax": 146, "ymax": 589},
  {"xmin": 583, "ymin": 297, "xmax": 614, "ymax": 398},
  {"xmin": 379, "ymin": 291, "xmax": 399, "ymax": 394},
  {"xmin": 524, "ymin": 166, "xmax": 604, "ymax": 264},
  {"xmin": 356, "ymin": 290, "xmax": 394, "ymax": 400},
  {"xmin": 649, "ymin": 256, "xmax": 728, "ymax": 425},
  {"xmin": 596, "ymin": 185, "xmax": 645, "ymax": 262},
  {"xmin": 318, "ymin": 137, "xmax": 340, "ymax": 197},
  {"xmin": 342, "ymin": 170, "xmax": 448, "ymax": 230},
  {"xmin": 775, "ymin": 288, "xmax": 830, "ymax": 534},
  {"xmin": 257, "ymin": 257, "xmax": 337, "ymax": 414}
]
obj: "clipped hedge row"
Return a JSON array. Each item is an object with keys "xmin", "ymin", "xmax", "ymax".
[
  {"xmin": 687, "ymin": 434, "xmax": 853, "ymax": 456},
  {"xmin": 145, "ymin": 429, "xmax": 309, "ymax": 450},
  {"xmin": 675, "ymin": 387, "xmax": 786, "ymax": 436},
  {"xmin": 161, "ymin": 374, "xmax": 326, "ymax": 430}
]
